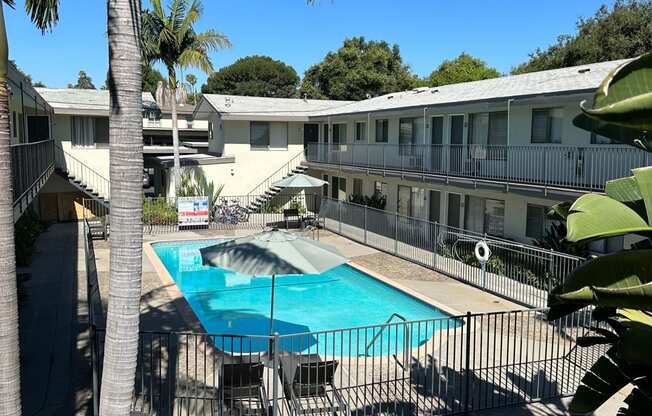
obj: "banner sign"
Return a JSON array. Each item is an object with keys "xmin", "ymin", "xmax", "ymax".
[{"xmin": 177, "ymin": 196, "xmax": 209, "ymax": 226}]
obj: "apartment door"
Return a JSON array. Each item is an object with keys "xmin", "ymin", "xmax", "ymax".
[
  {"xmin": 397, "ymin": 185, "xmax": 412, "ymax": 217},
  {"xmin": 450, "ymin": 115, "xmax": 464, "ymax": 173},
  {"xmin": 429, "ymin": 190, "xmax": 441, "ymax": 223},
  {"xmin": 303, "ymin": 123, "xmax": 319, "ymax": 156},
  {"xmin": 447, "ymin": 193, "xmax": 462, "ymax": 229},
  {"xmin": 430, "ymin": 116, "xmax": 444, "ymax": 172}
]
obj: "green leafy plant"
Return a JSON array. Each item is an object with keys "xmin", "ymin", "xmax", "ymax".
[
  {"xmin": 177, "ymin": 168, "xmax": 224, "ymax": 216},
  {"xmin": 348, "ymin": 191, "xmax": 387, "ymax": 210},
  {"xmin": 143, "ymin": 198, "xmax": 177, "ymax": 225},
  {"xmin": 533, "ymin": 222, "xmax": 590, "ymax": 257},
  {"xmin": 547, "ymin": 54, "xmax": 652, "ymax": 415},
  {"xmin": 14, "ymin": 209, "xmax": 47, "ymax": 267}
]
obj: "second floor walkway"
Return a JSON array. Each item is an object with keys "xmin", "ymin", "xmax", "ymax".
[{"xmin": 305, "ymin": 143, "xmax": 650, "ymax": 194}]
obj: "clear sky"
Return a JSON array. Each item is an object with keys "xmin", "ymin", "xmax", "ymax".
[{"xmin": 6, "ymin": 0, "xmax": 615, "ymax": 88}]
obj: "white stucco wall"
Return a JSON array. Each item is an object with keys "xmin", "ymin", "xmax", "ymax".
[{"xmin": 205, "ymin": 119, "xmax": 306, "ymax": 196}]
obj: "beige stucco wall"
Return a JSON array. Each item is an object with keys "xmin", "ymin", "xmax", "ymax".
[{"xmin": 205, "ymin": 119, "xmax": 306, "ymax": 196}]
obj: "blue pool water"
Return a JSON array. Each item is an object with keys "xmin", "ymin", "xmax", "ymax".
[{"xmin": 153, "ymin": 239, "xmax": 460, "ymax": 354}]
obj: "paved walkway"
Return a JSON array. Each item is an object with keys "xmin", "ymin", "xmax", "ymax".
[{"xmin": 18, "ymin": 222, "xmax": 91, "ymax": 416}]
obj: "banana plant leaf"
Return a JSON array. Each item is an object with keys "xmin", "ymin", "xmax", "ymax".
[
  {"xmin": 566, "ymin": 194, "xmax": 652, "ymax": 242},
  {"xmin": 547, "ymin": 201, "xmax": 572, "ymax": 221},
  {"xmin": 617, "ymin": 377, "xmax": 652, "ymax": 416},
  {"xmin": 547, "ymin": 249, "xmax": 652, "ymax": 321},
  {"xmin": 569, "ymin": 347, "xmax": 629, "ymax": 414},
  {"xmin": 573, "ymin": 113, "xmax": 652, "ymax": 152},
  {"xmin": 570, "ymin": 325, "xmax": 652, "ymax": 414},
  {"xmin": 634, "ymin": 167, "xmax": 652, "ymax": 224},
  {"xmin": 579, "ymin": 54, "xmax": 652, "ymax": 131}
]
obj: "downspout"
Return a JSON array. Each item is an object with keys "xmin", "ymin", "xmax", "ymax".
[
  {"xmin": 423, "ymin": 107, "xmax": 428, "ymax": 144},
  {"xmin": 367, "ymin": 113, "xmax": 371, "ymax": 143},
  {"xmin": 507, "ymin": 98, "xmax": 514, "ymax": 146}
]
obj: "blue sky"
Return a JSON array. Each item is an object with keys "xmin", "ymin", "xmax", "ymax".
[{"xmin": 6, "ymin": 0, "xmax": 615, "ymax": 88}]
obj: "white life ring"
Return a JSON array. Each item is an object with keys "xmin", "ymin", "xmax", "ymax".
[{"xmin": 474, "ymin": 240, "xmax": 491, "ymax": 263}]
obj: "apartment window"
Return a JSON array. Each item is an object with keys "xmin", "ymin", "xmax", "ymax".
[
  {"xmin": 332, "ymin": 124, "xmax": 346, "ymax": 144},
  {"xmin": 250, "ymin": 121, "xmax": 270, "ymax": 148},
  {"xmin": 399, "ymin": 118, "xmax": 414, "ymax": 144},
  {"xmin": 71, "ymin": 116, "xmax": 108, "ymax": 147},
  {"xmin": 353, "ymin": 178, "xmax": 363, "ymax": 195},
  {"xmin": 531, "ymin": 108, "xmax": 562, "ymax": 143},
  {"xmin": 375, "ymin": 119, "xmax": 388, "ymax": 143},
  {"xmin": 469, "ymin": 112, "xmax": 507, "ymax": 159},
  {"xmin": 11, "ymin": 111, "xmax": 17, "ymax": 138},
  {"xmin": 590, "ymin": 133, "xmax": 617, "ymax": 145},
  {"xmin": 355, "ymin": 122, "xmax": 366, "ymax": 141},
  {"xmin": 526, "ymin": 204, "xmax": 548, "ymax": 240},
  {"xmin": 465, "ymin": 196, "xmax": 505, "ymax": 237}
]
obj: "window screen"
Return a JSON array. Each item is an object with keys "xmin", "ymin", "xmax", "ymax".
[
  {"xmin": 250, "ymin": 121, "xmax": 270, "ymax": 148},
  {"xmin": 531, "ymin": 108, "xmax": 562, "ymax": 143},
  {"xmin": 526, "ymin": 204, "xmax": 546, "ymax": 239}
]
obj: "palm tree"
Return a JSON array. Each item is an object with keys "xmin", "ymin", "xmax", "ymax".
[
  {"xmin": 0, "ymin": 1, "xmax": 59, "ymax": 415},
  {"xmin": 142, "ymin": 0, "xmax": 230, "ymax": 195},
  {"xmin": 185, "ymin": 73, "xmax": 197, "ymax": 93},
  {"xmin": 99, "ymin": 1, "xmax": 145, "ymax": 415}
]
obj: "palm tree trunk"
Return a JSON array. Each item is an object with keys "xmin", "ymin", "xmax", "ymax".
[
  {"xmin": 0, "ymin": 3, "xmax": 21, "ymax": 416},
  {"xmin": 171, "ymin": 85, "xmax": 181, "ymax": 195},
  {"xmin": 99, "ymin": 1, "xmax": 144, "ymax": 415}
]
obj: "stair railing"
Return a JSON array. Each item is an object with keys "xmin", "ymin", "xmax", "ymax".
[
  {"xmin": 246, "ymin": 149, "xmax": 306, "ymax": 197},
  {"xmin": 54, "ymin": 144, "xmax": 111, "ymax": 201}
]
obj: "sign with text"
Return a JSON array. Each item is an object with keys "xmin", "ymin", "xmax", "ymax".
[{"xmin": 177, "ymin": 196, "xmax": 209, "ymax": 227}]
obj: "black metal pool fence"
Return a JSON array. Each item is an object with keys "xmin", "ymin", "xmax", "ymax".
[
  {"xmin": 90, "ymin": 309, "xmax": 602, "ymax": 416},
  {"xmin": 318, "ymin": 197, "xmax": 584, "ymax": 309},
  {"xmin": 83, "ymin": 220, "xmax": 598, "ymax": 416}
]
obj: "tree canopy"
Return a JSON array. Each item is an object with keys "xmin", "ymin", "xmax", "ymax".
[
  {"xmin": 512, "ymin": 0, "xmax": 652, "ymax": 74},
  {"xmin": 299, "ymin": 37, "xmax": 419, "ymax": 101},
  {"xmin": 69, "ymin": 70, "xmax": 95, "ymax": 89},
  {"xmin": 427, "ymin": 53, "xmax": 501, "ymax": 87},
  {"xmin": 201, "ymin": 55, "xmax": 299, "ymax": 98},
  {"xmin": 142, "ymin": 64, "xmax": 164, "ymax": 95}
]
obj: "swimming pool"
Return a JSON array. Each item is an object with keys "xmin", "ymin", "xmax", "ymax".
[{"xmin": 153, "ymin": 239, "xmax": 459, "ymax": 354}]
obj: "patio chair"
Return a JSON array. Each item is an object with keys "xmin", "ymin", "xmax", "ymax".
[
  {"xmin": 217, "ymin": 359, "xmax": 271, "ymax": 416},
  {"xmin": 279, "ymin": 354, "xmax": 349, "ymax": 416}
]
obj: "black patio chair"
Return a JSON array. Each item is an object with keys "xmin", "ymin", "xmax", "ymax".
[
  {"xmin": 218, "ymin": 360, "xmax": 271, "ymax": 416},
  {"xmin": 279, "ymin": 354, "xmax": 349, "ymax": 416}
]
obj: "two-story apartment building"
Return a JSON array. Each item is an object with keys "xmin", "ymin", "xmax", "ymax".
[
  {"xmin": 300, "ymin": 59, "xmax": 649, "ymax": 248},
  {"xmin": 191, "ymin": 94, "xmax": 351, "ymax": 196}
]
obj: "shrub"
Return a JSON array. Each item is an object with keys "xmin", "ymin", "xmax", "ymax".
[
  {"xmin": 144, "ymin": 199, "xmax": 177, "ymax": 225},
  {"xmin": 14, "ymin": 209, "xmax": 47, "ymax": 267}
]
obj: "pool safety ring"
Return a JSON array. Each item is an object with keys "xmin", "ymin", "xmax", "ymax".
[{"xmin": 474, "ymin": 240, "xmax": 491, "ymax": 263}]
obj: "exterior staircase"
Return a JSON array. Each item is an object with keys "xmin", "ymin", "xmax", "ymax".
[
  {"xmin": 54, "ymin": 145, "xmax": 110, "ymax": 238},
  {"xmin": 245, "ymin": 150, "xmax": 308, "ymax": 212}
]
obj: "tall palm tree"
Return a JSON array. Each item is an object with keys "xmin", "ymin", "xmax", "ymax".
[
  {"xmin": 142, "ymin": 0, "xmax": 230, "ymax": 195},
  {"xmin": 0, "ymin": 2, "xmax": 59, "ymax": 415},
  {"xmin": 99, "ymin": 1, "xmax": 145, "ymax": 415}
]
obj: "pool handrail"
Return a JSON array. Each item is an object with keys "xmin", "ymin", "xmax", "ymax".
[{"xmin": 364, "ymin": 312, "xmax": 410, "ymax": 365}]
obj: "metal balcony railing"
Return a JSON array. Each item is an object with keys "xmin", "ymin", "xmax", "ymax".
[
  {"xmin": 306, "ymin": 143, "xmax": 651, "ymax": 192},
  {"xmin": 11, "ymin": 139, "xmax": 55, "ymax": 214}
]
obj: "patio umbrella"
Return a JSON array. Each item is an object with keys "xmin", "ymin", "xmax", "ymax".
[
  {"xmin": 272, "ymin": 173, "xmax": 328, "ymax": 189},
  {"xmin": 199, "ymin": 228, "xmax": 347, "ymax": 337}
]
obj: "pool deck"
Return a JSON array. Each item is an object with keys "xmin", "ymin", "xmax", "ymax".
[{"xmin": 93, "ymin": 228, "xmax": 523, "ymax": 333}]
